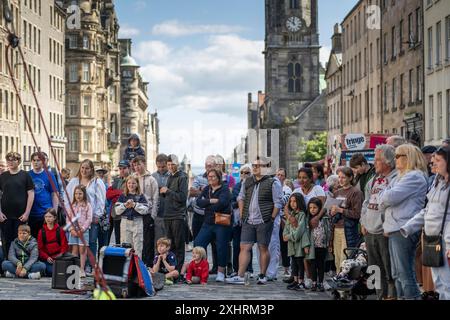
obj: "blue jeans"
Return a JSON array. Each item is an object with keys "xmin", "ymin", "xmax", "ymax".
[
  {"xmin": 194, "ymin": 223, "xmax": 231, "ymax": 268},
  {"xmin": 88, "ymin": 222, "xmax": 100, "ymax": 266},
  {"xmin": 44, "ymin": 261, "xmax": 53, "ymax": 276},
  {"xmin": 2, "ymin": 260, "xmax": 46, "ymax": 275},
  {"xmin": 192, "ymin": 213, "xmax": 205, "ymax": 241},
  {"xmin": 388, "ymin": 231, "xmax": 421, "ymax": 299}
]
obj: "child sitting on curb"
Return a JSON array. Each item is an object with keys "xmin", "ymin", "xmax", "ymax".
[
  {"xmin": 179, "ymin": 246, "xmax": 209, "ymax": 285},
  {"xmin": 151, "ymin": 237, "xmax": 179, "ymax": 285}
]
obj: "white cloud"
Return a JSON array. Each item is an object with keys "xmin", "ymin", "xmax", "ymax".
[
  {"xmin": 119, "ymin": 25, "xmax": 140, "ymax": 38},
  {"xmin": 320, "ymin": 45, "xmax": 332, "ymax": 68},
  {"xmin": 152, "ymin": 20, "xmax": 245, "ymax": 37},
  {"xmin": 134, "ymin": 34, "xmax": 264, "ymax": 165}
]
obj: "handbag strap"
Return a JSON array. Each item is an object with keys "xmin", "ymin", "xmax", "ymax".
[{"xmin": 439, "ymin": 184, "xmax": 450, "ymax": 236}]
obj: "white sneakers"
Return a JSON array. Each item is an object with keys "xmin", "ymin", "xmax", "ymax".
[
  {"xmin": 215, "ymin": 272, "xmax": 225, "ymax": 282},
  {"xmin": 225, "ymin": 275, "xmax": 245, "ymax": 285},
  {"xmin": 256, "ymin": 274, "xmax": 268, "ymax": 285},
  {"xmin": 28, "ymin": 272, "xmax": 41, "ymax": 280},
  {"xmin": 5, "ymin": 271, "xmax": 15, "ymax": 278}
]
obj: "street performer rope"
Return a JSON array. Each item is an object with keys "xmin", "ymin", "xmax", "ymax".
[{"xmin": 2, "ymin": 0, "xmax": 113, "ymax": 299}]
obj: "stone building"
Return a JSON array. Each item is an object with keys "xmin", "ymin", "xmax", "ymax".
[
  {"xmin": 423, "ymin": 0, "xmax": 450, "ymax": 145},
  {"xmin": 327, "ymin": 0, "xmax": 425, "ymax": 149},
  {"xmin": 119, "ymin": 38, "xmax": 158, "ymax": 172},
  {"xmin": 253, "ymin": 0, "xmax": 326, "ymax": 177},
  {"xmin": 0, "ymin": 0, "xmax": 66, "ymax": 170},
  {"xmin": 62, "ymin": 0, "xmax": 121, "ymax": 174}
]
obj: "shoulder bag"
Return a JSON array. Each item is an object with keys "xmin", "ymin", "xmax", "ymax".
[{"xmin": 422, "ymin": 186, "xmax": 450, "ymax": 267}]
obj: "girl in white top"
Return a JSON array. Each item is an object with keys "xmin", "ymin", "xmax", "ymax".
[{"xmin": 293, "ymin": 168, "xmax": 326, "ymax": 205}]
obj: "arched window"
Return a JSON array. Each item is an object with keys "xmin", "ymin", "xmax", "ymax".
[
  {"xmin": 288, "ymin": 62, "xmax": 302, "ymax": 93},
  {"xmin": 290, "ymin": 0, "xmax": 299, "ymax": 9}
]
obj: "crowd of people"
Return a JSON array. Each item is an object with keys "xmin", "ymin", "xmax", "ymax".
[{"xmin": 0, "ymin": 133, "xmax": 449, "ymax": 300}]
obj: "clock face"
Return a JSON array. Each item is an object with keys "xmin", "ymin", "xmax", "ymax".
[{"xmin": 286, "ymin": 16, "xmax": 302, "ymax": 32}]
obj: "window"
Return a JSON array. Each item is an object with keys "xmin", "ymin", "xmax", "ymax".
[
  {"xmin": 69, "ymin": 63, "xmax": 77, "ymax": 82},
  {"xmin": 444, "ymin": 16, "xmax": 450, "ymax": 61},
  {"xmin": 429, "ymin": 95, "xmax": 434, "ymax": 140},
  {"xmin": 436, "ymin": 22, "xmax": 442, "ymax": 65},
  {"xmin": 384, "ymin": 82, "xmax": 388, "ymax": 111},
  {"xmin": 83, "ymin": 132, "xmax": 91, "ymax": 153},
  {"xmin": 23, "ymin": 21, "xmax": 27, "ymax": 47},
  {"xmin": 409, "ymin": 69, "xmax": 413, "ymax": 103},
  {"xmin": 447, "ymin": 90, "xmax": 450, "ymax": 136},
  {"xmin": 383, "ymin": 33, "xmax": 388, "ymax": 63},
  {"xmin": 392, "ymin": 26, "xmax": 396, "ymax": 58},
  {"xmin": 69, "ymin": 131, "xmax": 78, "ymax": 152},
  {"xmin": 428, "ymin": 27, "xmax": 433, "ymax": 69},
  {"xmin": 288, "ymin": 62, "xmax": 302, "ymax": 93},
  {"xmin": 400, "ymin": 74, "xmax": 404, "ymax": 107},
  {"xmin": 399, "ymin": 19, "xmax": 403, "ymax": 53},
  {"xmin": 68, "ymin": 35, "xmax": 77, "ymax": 49},
  {"xmin": 416, "ymin": 8, "xmax": 422, "ymax": 43},
  {"xmin": 417, "ymin": 65, "xmax": 422, "ymax": 101},
  {"xmin": 376, "ymin": 38, "xmax": 380, "ymax": 65},
  {"xmin": 438, "ymin": 92, "xmax": 443, "ymax": 139},
  {"xmin": 82, "ymin": 63, "xmax": 90, "ymax": 82},
  {"xmin": 289, "ymin": 0, "xmax": 299, "ymax": 9},
  {"xmin": 38, "ymin": 29, "xmax": 40, "ymax": 54},
  {"xmin": 83, "ymin": 95, "xmax": 91, "ymax": 117},
  {"xmin": 364, "ymin": 48, "xmax": 367, "ymax": 75},
  {"xmin": 83, "ymin": 35, "xmax": 89, "ymax": 49},
  {"xmin": 408, "ymin": 13, "xmax": 413, "ymax": 48},
  {"xmin": 370, "ymin": 43, "xmax": 373, "ymax": 71}
]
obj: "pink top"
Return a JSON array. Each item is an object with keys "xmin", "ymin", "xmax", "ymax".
[{"xmin": 69, "ymin": 202, "xmax": 93, "ymax": 232}]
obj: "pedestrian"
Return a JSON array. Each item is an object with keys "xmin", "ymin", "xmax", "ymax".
[
  {"xmin": 400, "ymin": 146, "xmax": 450, "ymax": 300},
  {"xmin": 225, "ymin": 156, "xmax": 283, "ymax": 285},
  {"xmin": 0, "ymin": 152, "xmax": 35, "ymax": 255},
  {"xmin": 1, "ymin": 224, "xmax": 45, "ymax": 279},
  {"xmin": 422, "ymin": 145, "xmax": 438, "ymax": 185},
  {"xmin": 179, "ymin": 246, "xmax": 209, "ymax": 285},
  {"xmin": 360, "ymin": 144, "xmax": 397, "ymax": 300},
  {"xmin": 330, "ymin": 167, "xmax": 363, "ymax": 270},
  {"xmin": 293, "ymin": 167, "xmax": 326, "ymax": 205},
  {"xmin": 115, "ymin": 175, "xmax": 149, "ymax": 258},
  {"xmin": 67, "ymin": 185, "xmax": 92, "ymax": 278},
  {"xmin": 280, "ymin": 176, "xmax": 294, "ymax": 279},
  {"xmin": 37, "ymin": 208, "xmax": 68, "ymax": 276},
  {"xmin": 160, "ymin": 154, "xmax": 189, "ymax": 272},
  {"xmin": 65, "ymin": 159, "xmax": 106, "ymax": 270},
  {"xmin": 28, "ymin": 152, "xmax": 59, "ymax": 239},
  {"xmin": 349, "ymin": 153, "xmax": 376, "ymax": 196},
  {"xmin": 132, "ymin": 156, "xmax": 159, "ymax": 266},
  {"xmin": 312, "ymin": 163, "xmax": 327, "ymax": 190},
  {"xmin": 230, "ymin": 165, "xmax": 253, "ymax": 276},
  {"xmin": 379, "ymin": 144, "xmax": 428, "ymax": 300},
  {"xmin": 122, "ymin": 134, "xmax": 145, "ymax": 164},
  {"xmin": 152, "ymin": 154, "xmax": 170, "ymax": 246},
  {"xmin": 106, "ymin": 160, "xmax": 131, "ymax": 245},
  {"xmin": 193, "ymin": 168, "xmax": 232, "ymax": 282},
  {"xmin": 60, "ymin": 168, "xmax": 71, "ymax": 185},
  {"xmin": 283, "ymin": 193, "xmax": 311, "ymax": 291},
  {"xmin": 151, "ymin": 237, "xmax": 179, "ymax": 285},
  {"xmin": 308, "ymin": 197, "xmax": 332, "ymax": 292}
]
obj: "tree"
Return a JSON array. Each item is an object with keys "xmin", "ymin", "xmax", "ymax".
[{"xmin": 297, "ymin": 132, "xmax": 328, "ymax": 163}]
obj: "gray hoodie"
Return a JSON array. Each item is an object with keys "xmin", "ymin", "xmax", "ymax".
[
  {"xmin": 361, "ymin": 169, "xmax": 398, "ymax": 234},
  {"xmin": 401, "ymin": 177, "xmax": 450, "ymax": 248},
  {"xmin": 379, "ymin": 170, "xmax": 428, "ymax": 234},
  {"xmin": 8, "ymin": 236, "xmax": 39, "ymax": 271}
]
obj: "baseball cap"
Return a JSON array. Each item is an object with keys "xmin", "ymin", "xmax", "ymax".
[
  {"xmin": 95, "ymin": 166, "xmax": 108, "ymax": 173},
  {"xmin": 421, "ymin": 145, "xmax": 437, "ymax": 154},
  {"xmin": 118, "ymin": 160, "xmax": 130, "ymax": 168}
]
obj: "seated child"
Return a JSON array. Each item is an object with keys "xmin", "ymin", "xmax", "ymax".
[
  {"xmin": 38, "ymin": 208, "xmax": 69, "ymax": 276},
  {"xmin": 151, "ymin": 237, "xmax": 179, "ymax": 285},
  {"xmin": 1, "ymin": 224, "xmax": 46, "ymax": 279},
  {"xmin": 334, "ymin": 242, "xmax": 367, "ymax": 282},
  {"xmin": 179, "ymin": 246, "xmax": 209, "ymax": 285}
]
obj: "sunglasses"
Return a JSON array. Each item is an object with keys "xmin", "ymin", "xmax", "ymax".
[
  {"xmin": 240, "ymin": 171, "xmax": 250, "ymax": 175},
  {"xmin": 395, "ymin": 154, "xmax": 407, "ymax": 159}
]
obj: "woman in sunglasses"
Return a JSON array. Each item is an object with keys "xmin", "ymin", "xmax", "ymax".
[
  {"xmin": 379, "ymin": 144, "xmax": 428, "ymax": 300},
  {"xmin": 401, "ymin": 146, "xmax": 450, "ymax": 300}
]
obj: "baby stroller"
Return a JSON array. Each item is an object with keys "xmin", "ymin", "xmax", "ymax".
[{"xmin": 327, "ymin": 240, "xmax": 376, "ymax": 300}]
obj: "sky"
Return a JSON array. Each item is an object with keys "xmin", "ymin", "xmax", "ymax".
[{"xmin": 114, "ymin": 0, "xmax": 357, "ymax": 167}]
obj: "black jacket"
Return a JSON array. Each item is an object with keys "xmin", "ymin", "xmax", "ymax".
[{"xmin": 162, "ymin": 170, "xmax": 189, "ymax": 220}]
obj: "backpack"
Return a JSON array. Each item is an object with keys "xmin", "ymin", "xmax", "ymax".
[{"xmin": 41, "ymin": 226, "xmax": 61, "ymax": 246}]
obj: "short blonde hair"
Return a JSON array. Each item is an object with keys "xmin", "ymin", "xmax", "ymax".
[
  {"xmin": 192, "ymin": 246, "xmax": 207, "ymax": 260},
  {"xmin": 156, "ymin": 237, "xmax": 171, "ymax": 248},
  {"xmin": 395, "ymin": 144, "xmax": 428, "ymax": 177},
  {"xmin": 18, "ymin": 224, "xmax": 31, "ymax": 234}
]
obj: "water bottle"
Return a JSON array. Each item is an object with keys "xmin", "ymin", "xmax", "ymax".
[{"xmin": 244, "ymin": 272, "xmax": 250, "ymax": 286}]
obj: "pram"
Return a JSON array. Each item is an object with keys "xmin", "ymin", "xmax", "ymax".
[{"xmin": 327, "ymin": 242, "xmax": 376, "ymax": 300}]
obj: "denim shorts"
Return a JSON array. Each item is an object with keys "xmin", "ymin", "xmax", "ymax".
[
  {"xmin": 240, "ymin": 221, "xmax": 274, "ymax": 247},
  {"xmin": 68, "ymin": 229, "xmax": 90, "ymax": 246}
]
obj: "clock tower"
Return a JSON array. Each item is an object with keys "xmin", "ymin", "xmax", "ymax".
[{"xmin": 259, "ymin": 0, "xmax": 326, "ymax": 175}]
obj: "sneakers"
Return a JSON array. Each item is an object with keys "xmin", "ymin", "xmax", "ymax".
[
  {"xmin": 225, "ymin": 275, "xmax": 245, "ymax": 285},
  {"xmin": 185, "ymin": 244, "xmax": 193, "ymax": 252},
  {"xmin": 5, "ymin": 271, "xmax": 15, "ymax": 278},
  {"xmin": 209, "ymin": 267, "xmax": 218, "ymax": 275},
  {"xmin": 165, "ymin": 278, "xmax": 174, "ymax": 285},
  {"xmin": 317, "ymin": 283, "xmax": 325, "ymax": 292},
  {"xmin": 215, "ymin": 272, "xmax": 225, "ymax": 282},
  {"xmin": 266, "ymin": 276, "xmax": 277, "ymax": 282},
  {"xmin": 287, "ymin": 281, "xmax": 299, "ymax": 290},
  {"xmin": 283, "ymin": 276, "xmax": 295, "ymax": 284},
  {"xmin": 28, "ymin": 272, "xmax": 41, "ymax": 280},
  {"xmin": 295, "ymin": 282, "xmax": 306, "ymax": 291},
  {"xmin": 256, "ymin": 274, "xmax": 267, "ymax": 285}
]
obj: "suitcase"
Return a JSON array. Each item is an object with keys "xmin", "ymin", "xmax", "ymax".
[{"xmin": 51, "ymin": 253, "xmax": 81, "ymax": 289}]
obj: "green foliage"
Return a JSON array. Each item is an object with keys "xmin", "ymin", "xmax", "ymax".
[{"xmin": 297, "ymin": 132, "xmax": 328, "ymax": 163}]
